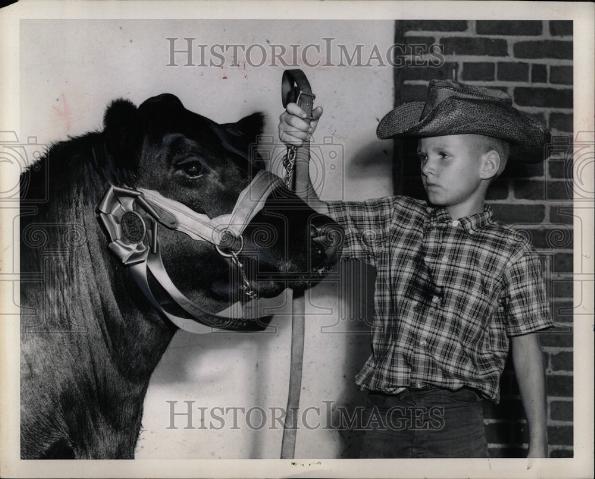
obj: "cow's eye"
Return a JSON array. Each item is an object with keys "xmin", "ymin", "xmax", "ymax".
[{"xmin": 176, "ymin": 159, "xmax": 204, "ymax": 179}]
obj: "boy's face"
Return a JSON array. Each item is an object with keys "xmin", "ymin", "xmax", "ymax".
[{"xmin": 417, "ymin": 135, "xmax": 487, "ymax": 209}]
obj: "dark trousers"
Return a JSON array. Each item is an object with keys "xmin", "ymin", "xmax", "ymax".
[{"xmin": 359, "ymin": 387, "xmax": 488, "ymax": 458}]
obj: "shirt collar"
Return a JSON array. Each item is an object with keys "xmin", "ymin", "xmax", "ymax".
[{"xmin": 426, "ymin": 204, "xmax": 494, "ymax": 233}]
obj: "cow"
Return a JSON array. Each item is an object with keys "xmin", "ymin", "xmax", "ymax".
[{"xmin": 20, "ymin": 93, "xmax": 342, "ymax": 459}]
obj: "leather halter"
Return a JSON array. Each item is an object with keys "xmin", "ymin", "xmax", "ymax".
[{"xmin": 97, "ymin": 170, "xmax": 284, "ymax": 333}]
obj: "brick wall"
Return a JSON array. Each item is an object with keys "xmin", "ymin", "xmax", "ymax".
[{"xmin": 393, "ymin": 20, "xmax": 573, "ymax": 458}]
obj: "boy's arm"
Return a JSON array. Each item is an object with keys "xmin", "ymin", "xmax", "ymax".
[
  {"xmin": 279, "ymin": 102, "xmax": 396, "ymax": 263},
  {"xmin": 511, "ymin": 332, "xmax": 548, "ymax": 457}
]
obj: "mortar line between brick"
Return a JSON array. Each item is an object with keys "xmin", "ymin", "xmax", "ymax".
[
  {"xmin": 435, "ymin": 31, "xmax": 569, "ymax": 40},
  {"xmin": 438, "ymin": 55, "xmax": 573, "ymax": 65},
  {"xmin": 402, "ymin": 79, "xmax": 573, "ymax": 90},
  {"xmin": 547, "ymin": 419, "xmax": 574, "ymax": 426},
  {"xmin": 486, "ymin": 201, "xmax": 567, "ymax": 206},
  {"xmin": 547, "ymin": 396, "xmax": 573, "ymax": 402},
  {"xmin": 486, "ymin": 443, "xmax": 529, "ymax": 449},
  {"xmin": 407, "ymin": 32, "xmax": 560, "ymax": 40},
  {"xmin": 548, "ymin": 324, "xmax": 573, "ymax": 330},
  {"xmin": 544, "ymin": 21, "xmax": 551, "ymax": 37},
  {"xmin": 484, "ymin": 418, "xmax": 528, "ymax": 424},
  {"xmin": 465, "ymin": 20, "xmax": 474, "ymax": 34},
  {"xmin": 514, "ymin": 225, "xmax": 573, "ymax": 229},
  {"xmin": 543, "ymin": 347, "xmax": 574, "ymax": 353}
]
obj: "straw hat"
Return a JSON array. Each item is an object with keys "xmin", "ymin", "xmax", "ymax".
[{"xmin": 377, "ymin": 80, "xmax": 550, "ymax": 161}]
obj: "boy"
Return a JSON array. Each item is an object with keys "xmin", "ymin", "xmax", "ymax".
[{"xmin": 278, "ymin": 80, "xmax": 553, "ymax": 458}]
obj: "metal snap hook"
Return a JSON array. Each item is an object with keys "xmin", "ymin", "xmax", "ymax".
[{"xmin": 217, "ymin": 237, "xmax": 257, "ymax": 300}]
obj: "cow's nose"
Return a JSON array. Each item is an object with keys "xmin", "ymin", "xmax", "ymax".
[
  {"xmin": 310, "ymin": 216, "xmax": 344, "ymax": 266},
  {"xmin": 311, "ymin": 223, "xmax": 343, "ymax": 249}
]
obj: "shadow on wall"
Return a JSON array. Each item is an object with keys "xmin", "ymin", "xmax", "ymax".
[
  {"xmin": 312, "ymin": 138, "xmax": 394, "ymax": 201},
  {"xmin": 331, "ymin": 259, "xmax": 376, "ymax": 458},
  {"xmin": 347, "ymin": 141, "xmax": 394, "ymax": 181}
]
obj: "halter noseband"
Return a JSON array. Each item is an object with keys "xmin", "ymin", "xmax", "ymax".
[{"xmin": 97, "ymin": 170, "xmax": 284, "ymax": 333}]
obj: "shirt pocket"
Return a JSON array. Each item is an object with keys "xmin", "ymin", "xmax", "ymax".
[{"xmin": 444, "ymin": 271, "xmax": 500, "ymax": 346}]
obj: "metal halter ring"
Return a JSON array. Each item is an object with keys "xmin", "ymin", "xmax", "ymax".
[{"xmin": 215, "ymin": 231, "xmax": 245, "ymax": 258}]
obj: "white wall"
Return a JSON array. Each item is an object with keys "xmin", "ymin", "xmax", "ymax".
[{"xmin": 21, "ymin": 19, "xmax": 394, "ymax": 458}]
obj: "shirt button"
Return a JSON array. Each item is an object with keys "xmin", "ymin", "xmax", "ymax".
[
  {"xmin": 419, "ymin": 339, "xmax": 427, "ymax": 347},
  {"xmin": 432, "ymin": 295, "xmax": 441, "ymax": 305},
  {"xmin": 451, "ymin": 220, "xmax": 460, "ymax": 227}
]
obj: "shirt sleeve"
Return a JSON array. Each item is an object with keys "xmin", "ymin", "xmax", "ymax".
[
  {"xmin": 503, "ymin": 245, "xmax": 554, "ymax": 336},
  {"xmin": 325, "ymin": 197, "xmax": 398, "ymax": 264}
]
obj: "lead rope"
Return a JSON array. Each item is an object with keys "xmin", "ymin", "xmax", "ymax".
[{"xmin": 280, "ymin": 69, "xmax": 315, "ymax": 460}]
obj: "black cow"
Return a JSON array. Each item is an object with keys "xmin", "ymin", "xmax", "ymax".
[{"xmin": 20, "ymin": 93, "xmax": 341, "ymax": 459}]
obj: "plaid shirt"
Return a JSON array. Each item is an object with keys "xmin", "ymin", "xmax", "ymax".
[{"xmin": 327, "ymin": 196, "xmax": 553, "ymax": 402}]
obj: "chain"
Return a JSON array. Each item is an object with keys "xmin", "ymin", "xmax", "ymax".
[
  {"xmin": 283, "ymin": 145, "xmax": 297, "ymax": 189},
  {"xmin": 230, "ymin": 251, "xmax": 258, "ymax": 300}
]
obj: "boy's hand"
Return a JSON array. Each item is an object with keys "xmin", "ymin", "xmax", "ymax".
[
  {"xmin": 278, "ymin": 103, "xmax": 323, "ymax": 147},
  {"xmin": 512, "ymin": 333, "xmax": 549, "ymax": 458}
]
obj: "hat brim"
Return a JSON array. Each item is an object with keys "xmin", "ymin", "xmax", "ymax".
[
  {"xmin": 377, "ymin": 101, "xmax": 425, "ymax": 139},
  {"xmin": 377, "ymin": 97, "xmax": 550, "ymax": 162}
]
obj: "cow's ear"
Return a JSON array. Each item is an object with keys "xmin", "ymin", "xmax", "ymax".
[
  {"xmin": 103, "ymin": 99, "xmax": 142, "ymax": 170},
  {"xmin": 221, "ymin": 112, "xmax": 266, "ymax": 169},
  {"xmin": 224, "ymin": 112, "xmax": 264, "ymax": 141}
]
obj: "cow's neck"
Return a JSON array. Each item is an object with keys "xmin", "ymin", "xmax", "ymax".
[
  {"xmin": 62, "ymin": 181, "xmax": 177, "ymax": 457},
  {"xmin": 82, "ymin": 201, "xmax": 177, "ymax": 396}
]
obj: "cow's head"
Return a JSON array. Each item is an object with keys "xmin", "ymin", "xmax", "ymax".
[{"xmin": 102, "ymin": 93, "xmax": 342, "ymax": 311}]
